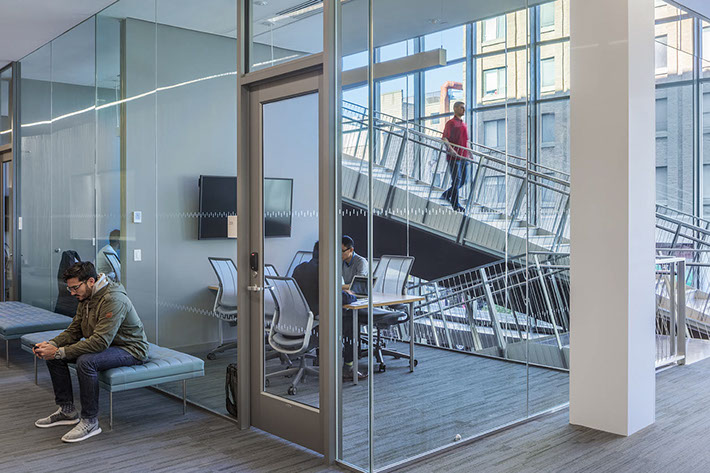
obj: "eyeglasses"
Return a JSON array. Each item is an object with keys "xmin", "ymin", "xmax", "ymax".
[
  {"xmin": 342, "ymin": 248, "xmax": 352, "ymax": 253},
  {"xmin": 67, "ymin": 281, "xmax": 86, "ymax": 293}
]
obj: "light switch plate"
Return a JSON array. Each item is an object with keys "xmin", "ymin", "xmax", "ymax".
[
  {"xmin": 134, "ymin": 249, "xmax": 142, "ymax": 262},
  {"xmin": 133, "ymin": 211, "xmax": 142, "ymax": 223}
]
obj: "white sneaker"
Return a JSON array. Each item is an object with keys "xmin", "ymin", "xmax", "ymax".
[
  {"xmin": 61, "ymin": 418, "xmax": 102, "ymax": 443},
  {"xmin": 35, "ymin": 407, "xmax": 80, "ymax": 428}
]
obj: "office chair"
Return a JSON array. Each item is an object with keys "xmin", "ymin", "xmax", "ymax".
[
  {"xmin": 369, "ymin": 255, "xmax": 416, "ymax": 372},
  {"xmin": 264, "ymin": 276, "xmax": 318, "ymax": 395},
  {"xmin": 207, "ymin": 257, "xmax": 238, "ymax": 360},
  {"xmin": 105, "ymin": 252, "xmax": 121, "ymax": 283},
  {"xmin": 286, "ymin": 250, "xmax": 313, "ymax": 277}
]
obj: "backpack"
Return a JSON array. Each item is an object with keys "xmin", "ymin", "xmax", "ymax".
[{"xmin": 225, "ymin": 363, "xmax": 238, "ymax": 418}]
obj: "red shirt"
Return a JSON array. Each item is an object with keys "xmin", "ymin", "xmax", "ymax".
[{"xmin": 442, "ymin": 116, "xmax": 469, "ymax": 161}]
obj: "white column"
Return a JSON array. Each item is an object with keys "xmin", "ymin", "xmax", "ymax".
[{"xmin": 569, "ymin": 0, "xmax": 656, "ymax": 436}]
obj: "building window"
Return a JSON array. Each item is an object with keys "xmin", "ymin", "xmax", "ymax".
[
  {"xmin": 541, "ymin": 113, "xmax": 555, "ymax": 145},
  {"xmin": 657, "ymin": 166, "xmax": 668, "ymax": 204},
  {"xmin": 704, "ymin": 93, "xmax": 710, "ymax": 130},
  {"xmin": 704, "ymin": 27, "xmax": 710, "ymax": 63},
  {"xmin": 540, "ymin": 2, "xmax": 555, "ymax": 29},
  {"xmin": 656, "ymin": 35, "xmax": 668, "ymax": 72},
  {"xmin": 482, "ymin": 16, "xmax": 505, "ymax": 43},
  {"xmin": 483, "ymin": 67, "xmax": 506, "ymax": 99},
  {"xmin": 484, "ymin": 119, "xmax": 506, "ymax": 149},
  {"xmin": 656, "ymin": 98, "xmax": 668, "ymax": 132},
  {"xmin": 540, "ymin": 57, "xmax": 555, "ymax": 90}
]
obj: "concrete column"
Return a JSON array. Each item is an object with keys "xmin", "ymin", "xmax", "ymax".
[{"xmin": 569, "ymin": 0, "xmax": 656, "ymax": 436}]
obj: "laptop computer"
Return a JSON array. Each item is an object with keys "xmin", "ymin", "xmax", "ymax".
[{"xmin": 349, "ymin": 275, "xmax": 378, "ymax": 297}]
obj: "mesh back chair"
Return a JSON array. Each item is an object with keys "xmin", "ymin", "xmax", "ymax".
[
  {"xmin": 207, "ymin": 257, "xmax": 238, "ymax": 360},
  {"xmin": 370, "ymin": 255, "xmax": 416, "ymax": 372},
  {"xmin": 264, "ymin": 264, "xmax": 279, "ymax": 323},
  {"xmin": 105, "ymin": 252, "xmax": 121, "ymax": 283},
  {"xmin": 286, "ymin": 250, "xmax": 313, "ymax": 277},
  {"xmin": 264, "ymin": 276, "xmax": 318, "ymax": 395}
]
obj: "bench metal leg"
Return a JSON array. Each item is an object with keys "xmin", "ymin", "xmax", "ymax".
[
  {"xmin": 34, "ymin": 357, "xmax": 38, "ymax": 385},
  {"xmin": 109, "ymin": 392, "xmax": 113, "ymax": 431},
  {"xmin": 5, "ymin": 339, "xmax": 8, "ymax": 368},
  {"xmin": 182, "ymin": 380, "xmax": 186, "ymax": 415}
]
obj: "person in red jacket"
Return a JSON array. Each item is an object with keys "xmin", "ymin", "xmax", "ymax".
[{"xmin": 440, "ymin": 101, "xmax": 469, "ymax": 212}]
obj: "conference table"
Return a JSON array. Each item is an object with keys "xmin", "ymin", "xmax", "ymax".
[{"xmin": 344, "ymin": 293, "xmax": 426, "ymax": 385}]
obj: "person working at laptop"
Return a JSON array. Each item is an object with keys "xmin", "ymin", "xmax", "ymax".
[
  {"xmin": 342, "ymin": 235, "xmax": 368, "ymax": 285},
  {"xmin": 293, "ymin": 241, "xmax": 368, "ymax": 381}
]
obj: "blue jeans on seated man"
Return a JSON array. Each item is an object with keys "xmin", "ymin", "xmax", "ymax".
[
  {"xmin": 46, "ymin": 347, "xmax": 143, "ymax": 420},
  {"xmin": 441, "ymin": 159, "xmax": 468, "ymax": 210}
]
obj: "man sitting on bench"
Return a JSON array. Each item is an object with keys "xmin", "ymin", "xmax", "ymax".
[{"xmin": 33, "ymin": 261, "xmax": 149, "ymax": 443}]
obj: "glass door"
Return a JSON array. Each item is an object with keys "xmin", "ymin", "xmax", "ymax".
[{"xmin": 248, "ymin": 71, "xmax": 324, "ymax": 451}]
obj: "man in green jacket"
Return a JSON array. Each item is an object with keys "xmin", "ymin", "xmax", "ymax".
[{"xmin": 33, "ymin": 261, "xmax": 149, "ymax": 443}]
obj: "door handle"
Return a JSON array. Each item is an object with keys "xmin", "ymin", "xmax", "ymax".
[
  {"xmin": 247, "ymin": 285, "xmax": 264, "ymax": 292},
  {"xmin": 54, "ymin": 248, "xmax": 61, "ymax": 253}
]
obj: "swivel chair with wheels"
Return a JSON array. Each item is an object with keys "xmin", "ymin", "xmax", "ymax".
[
  {"xmin": 264, "ymin": 276, "xmax": 317, "ymax": 395},
  {"xmin": 207, "ymin": 257, "xmax": 238, "ymax": 360},
  {"xmin": 370, "ymin": 255, "xmax": 416, "ymax": 372}
]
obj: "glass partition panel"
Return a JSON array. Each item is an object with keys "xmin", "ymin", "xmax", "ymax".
[
  {"xmin": 20, "ymin": 44, "xmax": 53, "ymax": 308},
  {"xmin": 97, "ymin": 0, "xmax": 158, "ymax": 341},
  {"xmin": 340, "ymin": 0, "xmax": 371, "ymax": 469},
  {"xmin": 339, "ymin": 0, "xmax": 572, "ymax": 469},
  {"xmin": 155, "ymin": 0, "xmax": 238, "ymax": 413},
  {"xmin": 249, "ymin": 0, "xmax": 322, "ymax": 72},
  {"xmin": 50, "ymin": 18, "xmax": 97, "ymax": 316}
]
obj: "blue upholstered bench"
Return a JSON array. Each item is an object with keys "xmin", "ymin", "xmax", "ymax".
[
  {"xmin": 21, "ymin": 330, "xmax": 205, "ymax": 429},
  {"xmin": 0, "ymin": 302, "xmax": 72, "ymax": 367}
]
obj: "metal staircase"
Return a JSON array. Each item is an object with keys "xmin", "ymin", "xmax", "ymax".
[
  {"xmin": 342, "ymin": 102, "xmax": 710, "ymax": 369},
  {"xmin": 342, "ymin": 101, "xmax": 570, "ymax": 258}
]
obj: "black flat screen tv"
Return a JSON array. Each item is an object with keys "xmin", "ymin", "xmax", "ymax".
[
  {"xmin": 198, "ymin": 175, "xmax": 293, "ymax": 239},
  {"xmin": 198, "ymin": 175, "xmax": 237, "ymax": 240}
]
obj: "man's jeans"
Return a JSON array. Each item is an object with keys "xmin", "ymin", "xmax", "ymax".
[
  {"xmin": 441, "ymin": 159, "xmax": 468, "ymax": 208},
  {"xmin": 46, "ymin": 347, "xmax": 142, "ymax": 420}
]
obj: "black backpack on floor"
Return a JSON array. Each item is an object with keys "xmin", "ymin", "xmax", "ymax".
[{"xmin": 225, "ymin": 363, "xmax": 238, "ymax": 418}]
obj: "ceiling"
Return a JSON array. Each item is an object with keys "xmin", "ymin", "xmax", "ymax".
[
  {"xmin": 0, "ymin": 0, "xmax": 117, "ymax": 69},
  {"xmin": 3, "ymin": 0, "xmax": 553, "ymax": 84}
]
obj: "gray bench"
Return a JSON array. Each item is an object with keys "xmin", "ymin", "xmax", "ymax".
[
  {"xmin": 0, "ymin": 302, "xmax": 72, "ymax": 367},
  {"xmin": 21, "ymin": 330, "xmax": 205, "ymax": 429}
]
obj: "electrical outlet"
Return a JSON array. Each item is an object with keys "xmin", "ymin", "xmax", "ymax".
[
  {"xmin": 134, "ymin": 249, "xmax": 142, "ymax": 262},
  {"xmin": 133, "ymin": 211, "xmax": 142, "ymax": 223}
]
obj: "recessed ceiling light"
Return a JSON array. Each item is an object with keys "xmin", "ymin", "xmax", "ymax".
[
  {"xmin": 254, "ymin": 1, "xmax": 268, "ymax": 5},
  {"xmin": 428, "ymin": 18, "xmax": 448, "ymax": 25}
]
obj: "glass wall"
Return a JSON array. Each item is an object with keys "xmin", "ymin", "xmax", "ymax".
[
  {"xmin": 19, "ymin": 0, "xmax": 238, "ymax": 415},
  {"xmin": 248, "ymin": 0, "xmax": 323, "ymax": 71},
  {"xmin": 339, "ymin": 0, "xmax": 570, "ymax": 470}
]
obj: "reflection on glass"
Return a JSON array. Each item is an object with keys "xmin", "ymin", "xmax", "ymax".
[
  {"xmin": 249, "ymin": 0, "xmax": 323, "ymax": 71},
  {"xmin": 262, "ymin": 93, "xmax": 320, "ymax": 408}
]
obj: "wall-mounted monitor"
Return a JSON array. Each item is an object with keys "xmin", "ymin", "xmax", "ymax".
[
  {"xmin": 198, "ymin": 176, "xmax": 293, "ymax": 239},
  {"xmin": 198, "ymin": 175, "xmax": 237, "ymax": 240}
]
